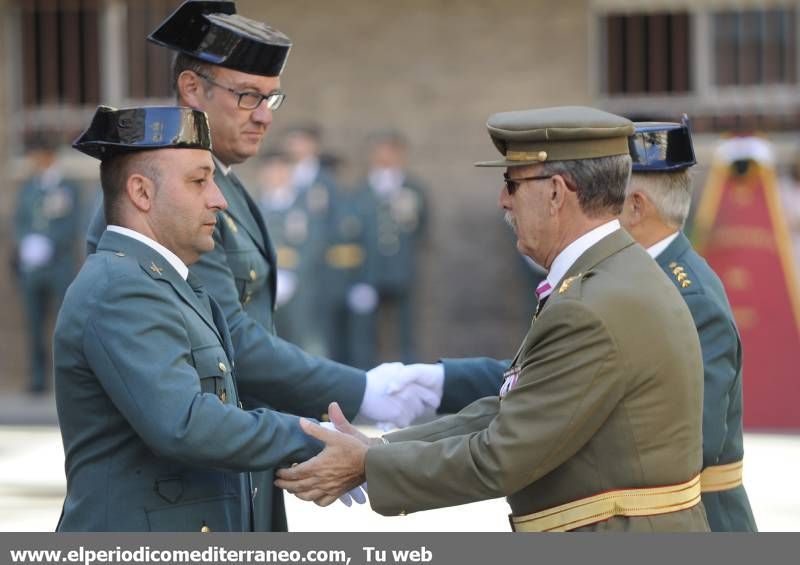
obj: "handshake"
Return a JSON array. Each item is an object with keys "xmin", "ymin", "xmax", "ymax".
[
  {"xmin": 357, "ymin": 362, "xmax": 446, "ymax": 430},
  {"xmin": 275, "ymin": 362, "xmax": 445, "ymax": 508}
]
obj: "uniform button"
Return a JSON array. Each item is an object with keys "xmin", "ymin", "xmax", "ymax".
[
  {"xmin": 249, "ymin": 269, "xmax": 257, "ymax": 281},
  {"xmin": 200, "ymin": 524, "xmax": 211, "ymax": 533},
  {"xmin": 218, "ymin": 362, "xmax": 227, "ymax": 372},
  {"xmin": 320, "ymin": 413, "xmax": 330, "ymax": 422},
  {"xmin": 398, "ymin": 510, "xmax": 407, "ymax": 516}
]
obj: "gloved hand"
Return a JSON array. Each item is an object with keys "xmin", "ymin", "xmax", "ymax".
[
  {"xmin": 320, "ymin": 422, "xmax": 367, "ymax": 507},
  {"xmin": 359, "ymin": 363, "xmax": 440, "ymax": 429},
  {"xmin": 347, "ymin": 283, "xmax": 378, "ymax": 314},
  {"xmin": 275, "ymin": 269, "xmax": 298, "ymax": 307}
]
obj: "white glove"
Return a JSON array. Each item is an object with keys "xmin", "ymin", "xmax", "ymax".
[
  {"xmin": 385, "ymin": 363, "xmax": 445, "ymax": 407},
  {"xmin": 19, "ymin": 234, "xmax": 54, "ymax": 270},
  {"xmin": 275, "ymin": 269, "xmax": 298, "ymax": 307},
  {"xmin": 319, "ymin": 422, "xmax": 367, "ymax": 506},
  {"xmin": 347, "ymin": 283, "xmax": 378, "ymax": 314},
  {"xmin": 359, "ymin": 363, "xmax": 440, "ymax": 428}
]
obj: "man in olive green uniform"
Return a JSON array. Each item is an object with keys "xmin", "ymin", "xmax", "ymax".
[
  {"xmin": 391, "ymin": 119, "xmax": 758, "ymax": 532},
  {"xmin": 276, "ymin": 106, "xmax": 710, "ymax": 532},
  {"xmin": 622, "ymin": 119, "xmax": 757, "ymax": 532},
  {"xmin": 85, "ymin": 0, "xmax": 436, "ymax": 531}
]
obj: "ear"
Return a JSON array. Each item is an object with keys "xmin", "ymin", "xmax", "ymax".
[
  {"xmin": 177, "ymin": 70, "xmax": 205, "ymax": 108},
  {"xmin": 549, "ymin": 175, "xmax": 569, "ymax": 214},
  {"xmin": 125, "ymin": 173, "xmax": 156, "ymax": 213}
]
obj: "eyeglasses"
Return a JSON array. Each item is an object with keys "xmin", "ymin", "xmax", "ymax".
[
  {"xmin": 195, "ymin": 71, "xmax": 286, "ymax": 111},
  {"xmin": 503, "ymin": 173, "xmax": 554, "ymax": 195}
]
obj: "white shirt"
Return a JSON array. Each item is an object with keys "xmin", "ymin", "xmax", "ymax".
[
  {"xmin": 646, "ymin": 231, "xmax": 680, "ymax": 259},
  {"xmin": 543, "ymin": 219, "xmax": 621, "ymax": 292},
  {"xmin": 213, "ymin": 155, "xmax": 232, "ymax": 177},
  {"xmin": 107, "ymin": 225, "xmax": 189, "ymax": 280}
]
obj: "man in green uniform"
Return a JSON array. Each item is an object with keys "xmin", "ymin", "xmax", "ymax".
[
  {"xmin": 622, "ymin": 118, "xmax": 757, "ymax": 532},
  {"xmin": 57, "ymin": 106, "xmax": 324, "ymax": 531},
  {"xmin": 85, "ymin": 0, "xmax": 436, "ymax": 531},
  {"xmin": 359, "ymin": 131, "xmax": 428, "ymax": 363},
  {"xmin": 13, "ymin": 136, "xmax": 81, "ymax": 394},
  {"xmin": 276, "ymin": 106, "xmax": 710, "ymax": 532}
]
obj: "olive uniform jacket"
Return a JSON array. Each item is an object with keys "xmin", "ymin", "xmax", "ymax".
[
  {"xmin": 55, "ymin": 231, "xmax": 321, "ymax": 531},
  {"xmin": 435, "ymin": 232, "xmax": 757, "ymax": 531},
  {"xmin": 86, "ymin": 165, "xmax": 367, "ymax": 532},
  {"xmin": 366, "ymin": 230, "xmax": 709, "ymax": 531},
  {"xmin": 658, "ymin": 233, "xmax": 756, "ymax": 532}
]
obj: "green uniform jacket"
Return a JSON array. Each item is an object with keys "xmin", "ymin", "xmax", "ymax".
[
  {"xmin": 366, "ymin": 230, "xmax": 709, "ymax": 531},
  {"xmin": 55, "ymin": 231, "xmax": 321, "ymax": 531},
  {"xmin": 658, "ymin": 232, "xmax": 757, "ymax": 532},
  {"xmin": 86, "ymin": 165, "xmax": 367, "ymax": 531}
]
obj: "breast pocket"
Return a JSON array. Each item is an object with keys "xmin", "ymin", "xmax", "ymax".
[
  {"xmin": 227, "ymin": 247, "xmax": 269, "ymax": 307},
  {"xmin": 192, "ymin": 345, "xmax": 235, "ymax": 406}
]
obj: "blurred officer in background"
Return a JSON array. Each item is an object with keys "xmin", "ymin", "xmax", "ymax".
[
  {"xmin": 13, "ymin": 134, "xmax": 80, "ymax": 395},
  {"xmin": 359, "ymin": 130, "xmax": 428, "ymax": 363},
  {"xmin": 258, "ymin": 149, "xmax": 327, "ymax": 355},
  {"xmin": 321, "ymin": 177, "xmax": 378, "ymax": 369}
]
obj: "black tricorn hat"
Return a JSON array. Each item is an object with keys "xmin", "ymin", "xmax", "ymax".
[
  {"xmin": 629, "ymin": 115, "xmax": 697, "ymax": 172},
  {"xmin": 73, "ymin": 106, "xmax": 212, "ymax": 160},
  {"xmin": 148, "ymin": 0, "xmax": 291, "ymax": 77}
]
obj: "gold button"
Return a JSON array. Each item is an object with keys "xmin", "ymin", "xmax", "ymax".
[
  {"xmin": 320, "ymin": 413, "xmax": 330, "ymax": 422},
  {"xmin": 398, "ymin": 510, "xmax": 407, "ymax": 516},
  {"xmin": 218, "ymin": 389, "xmax": 227, "ymax": 403},
  {"xmin": 537, "ymin": 151, "xmax": 548, "ymax": 161},
  {"xmin": 218, "ymin": 362, "xmax": 227, "ymax": 372},
  {"xmin": 249, "ymin": 269, "xmax": 257, "ymax": 281},
  {"xmin": 200, "ymin": 524, "xmax": 211, "ymax": 533}
]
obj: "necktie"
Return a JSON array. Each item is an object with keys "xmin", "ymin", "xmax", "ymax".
[{"xmin": 535, "ymin": 280, "xmax": 552, "ymax": 316}]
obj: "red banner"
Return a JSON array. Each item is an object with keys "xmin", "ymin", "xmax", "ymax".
[{"xmin": 695, "ymin": 138, "xmax": 800, "ymax": 430}]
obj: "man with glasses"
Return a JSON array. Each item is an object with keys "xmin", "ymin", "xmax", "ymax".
[
  {"xmin": 86, "ymin": 0, "xmax": 437, "ymax": 532},
  {"xmin": 276, "ymin": 106, "xmax": 709, "ymax": 532}
]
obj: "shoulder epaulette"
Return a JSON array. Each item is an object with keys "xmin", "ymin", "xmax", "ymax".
[{"xmin": 668, "ymin": 261, "xmax": 692, "ymax": 289}]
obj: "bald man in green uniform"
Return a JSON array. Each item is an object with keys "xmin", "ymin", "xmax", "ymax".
[{"xmin": 276, "ymin": 106, "xmax": 710, "ymax": 532}]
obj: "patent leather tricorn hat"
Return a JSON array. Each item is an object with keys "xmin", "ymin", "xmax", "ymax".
[
  {"xmin": 148, "ymin": 0, "xmax": 292, "ymax": 77},
  {"xmin": 73, "ymin": 106, "xmax": 212, "ymax": 160},
  {"xmin": 629, "ymin": 115, "xmax": 697, "ymax": 172}
]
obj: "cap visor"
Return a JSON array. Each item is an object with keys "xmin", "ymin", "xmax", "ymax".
[{"xmin": 474, "ymin": 158, "xmax": 544, "ymax": 167}]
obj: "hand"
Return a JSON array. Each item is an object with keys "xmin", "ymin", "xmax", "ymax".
[
  {"xmin": 347, "ymin": 283, "xmax": 378, "ymax": 314},
  {"xmin": 276, "ymin": 403, "xmax": 370, "ymax": 506},
  {"xmin": 320, "ymin": 421, "xmax": 368, "ymax": 507},
  {"xmin": 360, "ymin": 363, "xmax": 440, "ymax": 428}
]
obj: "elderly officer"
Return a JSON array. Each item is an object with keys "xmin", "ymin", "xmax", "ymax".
[
  {"xmin": 56, "ymin": 106, "xmax": 328, "ymax": 531},
  {"xmin": 85, "ymin": 0, "xmax": 436, "ymax": 531},
  {"xmin": 390, "ymin": 119, "xmax": 758, "ymax": 532},
  {"xmin": 13, "ymin": 135, "xmax": 81, "ymax": 395},
  {"xmin": 276, "ymin": 106, "xmax": 710, "ymax": 532},
  {"xmin": 622, "ymin": 118, "xmax": 757, "ymax": 532}
]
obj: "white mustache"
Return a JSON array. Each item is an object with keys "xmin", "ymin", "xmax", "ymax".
[{"xmin": 504, "ymin": 211, "xmax": 517, "ymax": 233}]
